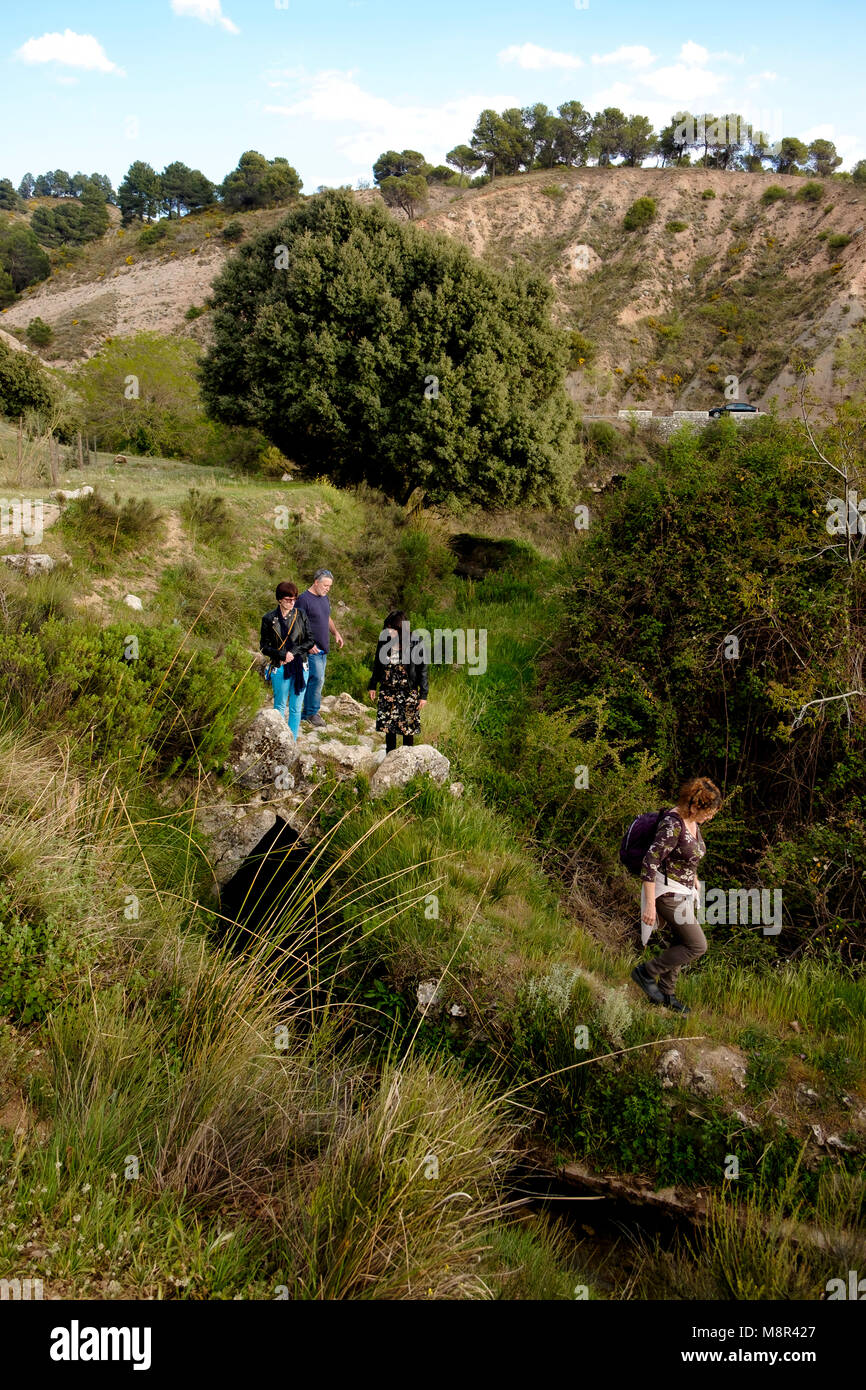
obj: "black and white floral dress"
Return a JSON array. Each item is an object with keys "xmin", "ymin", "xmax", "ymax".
[{"xmin": 375, "ymin": 657, "xmax": 422, "ymax": 737}]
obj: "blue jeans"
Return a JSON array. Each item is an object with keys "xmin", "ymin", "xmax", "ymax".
[
  {"xmin": 302, "ymin": 651, "xmax": 327, "ymax": 720},
  {"xmin": 272, "ymin": 660, "xmax": 309, "ymax": 739}
]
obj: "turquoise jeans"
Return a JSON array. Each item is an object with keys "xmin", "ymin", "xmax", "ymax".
[{"xmin": 272, "ymin": 661, "xmax": 309, "ymax": 739}]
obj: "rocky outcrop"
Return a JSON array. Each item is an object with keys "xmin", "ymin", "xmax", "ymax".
[
  {"xmin": 657, "ymin": 1043, "xmax": 747, "ymax": 1096},
  {"xmin": 228, "ymin": 708, "xmax": 299, "ymax": 790},
  {"xmin": 369, "ymin": 744, "xmax": 451, "ymax": 798},
  {"xmin": 0, "ymin": 553, "xmax": 70, "ymax": 576},
  {"xmin": 197, "ymin": 693, "xmax": 453, "ymax": 884}
]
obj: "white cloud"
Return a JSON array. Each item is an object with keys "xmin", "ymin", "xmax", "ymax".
[
  {"xmin": 15, "ymin": 30, "xmax": 125, "ymax": 75},
  {"xmin": 591, "ymin": 45, "xmax": 656, "ymax": 70},
  {"xmin": 679, "ymin": 40, "xmax": 709, "ymax": 66},
  {"xmin": 498, "ymin": 42, "xmax": 583, "ymax": 70},
  {"xmin": 800, "ymin": 123, "xmax": 864, "ymax": 169},
  {"xmin": 265, "ymin": 68, "xmax": 516, "ymax": 169},
  {"xmin": 588, "ymin": 82, "xmax": 635, "ymax": 111},
  {"xmin": 171, "ymin": 0, "xmax": 239, "ymax": 35}
]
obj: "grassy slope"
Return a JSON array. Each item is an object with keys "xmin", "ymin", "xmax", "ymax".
[{"xmin": 1, "ymin": 426, "xmax": 864, "ymax": 1297}]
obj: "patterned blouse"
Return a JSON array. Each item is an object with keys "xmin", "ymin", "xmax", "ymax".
[{"xmin": 641, "ymin": 810, "xmax": 706, "ymax": 888}]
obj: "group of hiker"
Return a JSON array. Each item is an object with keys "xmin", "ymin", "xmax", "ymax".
[
  {"xmin": 260, "ymin": 573, "xmax": 427, "ymax": 752},
  {"xmin": 261, "ymin": 575, "xmax": 721, "ymax": 1018}
]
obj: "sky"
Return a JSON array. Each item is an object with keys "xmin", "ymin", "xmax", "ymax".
[{"xmin": 2, "ymin": 0, "xmax": 864, "ymax": 191}]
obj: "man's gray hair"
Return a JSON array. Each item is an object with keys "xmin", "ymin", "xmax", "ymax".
[{"xmin": 313, "ymin": 568, "xmax": 334, "ymax": 581}]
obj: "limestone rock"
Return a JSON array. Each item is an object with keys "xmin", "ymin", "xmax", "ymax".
[
  {"xmin": 0, "ymin": 553, "xmax": 66, "ymax": 576},
  {"xmin": 332, "ymin": 692, "xmax": 367, "ymax": 719},
  {"xmin": 449, "ymin": 781, "xmax": 464, "ymax": 797},
  {"xmin": 195, "ymin": 805, "xmax": 277, "ymax": 885},
  {"xmin": 658, "ymin": 1048, "xmax": 684, "ymax": 1089},
  {"xmin": 369, "ymin": 744, "xmax": 451, "ymax": 798},
  {"xmin": 52, "ymin": 485, "xmax": 94, "ymax": 503},
  {"xmin": 229, "ymin": 708, "xmax": 298, "ymax": 790},
  {"xmin": 310, "ymin": 737, "xmax": 380, "ymax": 778},
  {"xmin": 124, "ymin": 594, "xmax": 143, "ymax": 611}
]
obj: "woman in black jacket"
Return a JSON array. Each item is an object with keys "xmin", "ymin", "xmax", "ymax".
[
  {"xmin": 367, "ymin": 609, "xmax": 428, "ymax": 753},
  {"xmin": 260, "ymin": 581, "xmax": 315, "ymax": 738}
]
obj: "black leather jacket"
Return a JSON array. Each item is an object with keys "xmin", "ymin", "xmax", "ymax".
[
  {"xmin": 369, "ymin": 630, "xmax": 429, "ymax": 699},
  {"xmin": 260, "ymin": 605, "xmax": 315, "ymax": 668}
]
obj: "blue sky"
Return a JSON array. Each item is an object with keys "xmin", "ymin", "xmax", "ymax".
[{"xmin": 2, "ymin": 0, "xmax": 864, "ymax": 190}]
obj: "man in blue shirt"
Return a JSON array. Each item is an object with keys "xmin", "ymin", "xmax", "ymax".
[{"xmin": 295, "ymin": 568, "xmax": 345, "ymax": 727}]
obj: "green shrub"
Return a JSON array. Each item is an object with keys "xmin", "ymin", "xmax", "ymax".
[
  {"xmin": 540, "ymin": 184, "xmax": 565, "ymax": 199},
  {"xmin": 666, "ymin": 220, "xmax": 688, "ymax": 234},
  {"xmin": 584, "ymin": 420, "xmax": 618, "ymax": 456},
  {"xmin": 623, "ymin": 197, "xmax": 657, "ymax": 231},
  {"xmin": 258, "ymin": 444, "xmax": 292, "ymax": 478},
  {"xmin": 60, "ymin": 489, "xmax": 162, "ymax": 565},
  {"xmin": 701, "ymin": 189, "xmax": 716, "ymax": 199},
  {"xmin": 797, "ymin": 181, "xmax": 824, "ymax": 203},
  {"xmin": 761, "ymin": 185, "xmax": 788, "ymax": 204},
  {"xmin": 184, "ymin": 304, "xmax": 206, "ymax": 321},
  {"xmin": 221, "ymin": 220, "xmax": 244, "ymax": 242},
  {"xmin": 567, "ymin": 330, "xmax": 594, "ymax": 369},
  {"xmin": 25, "ymin": 317, "xmax": 53, "ymax": 348},
  {"xmin": 139, "ymin": 222, "xmax": 169, "ymax": 247},
  {"xmin": 180, "ymin": 487, "xmax": 232, "ymax": 543},
  {"xmin": 0, "ymin": 341, "xmax": 53, "ymax": 418},
  {"xmin": 0, "ymin": 885, "xmax": 90, "ymax": 1024},
  {"xmin": 827, "ymin": 233, "xmax": 852, "ymax": 250}
]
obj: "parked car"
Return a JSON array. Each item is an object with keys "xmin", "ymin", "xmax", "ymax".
[{"xmin": 708, "ymin": 402, "xmax": 759, "ymax": 418}]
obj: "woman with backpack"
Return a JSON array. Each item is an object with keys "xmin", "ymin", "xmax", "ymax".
[
  {"xmin": 367, "ymin": 609, "xmax": 428, "ymax": 753},
  {"xmin": 629, "ymin": 776, "xmax": 722, "ymax": 1017},
  {"xmin": 260, "ymin": 581, "xmax": 316, "ymax": 739}
]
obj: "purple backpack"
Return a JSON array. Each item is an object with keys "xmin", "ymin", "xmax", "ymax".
[{"xmin": 620, "ymin": 808, "xmax": 683, "ymax": 876}]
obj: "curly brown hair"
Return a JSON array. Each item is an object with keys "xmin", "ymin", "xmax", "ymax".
[{"xmin": 676, "ymin": 776, "xmax": 722, "ymax": 817}]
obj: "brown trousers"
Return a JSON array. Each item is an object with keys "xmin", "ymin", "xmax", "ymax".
[{"xmin": 644, "ymin": 893, "xmax": 707, "ymax": 994}]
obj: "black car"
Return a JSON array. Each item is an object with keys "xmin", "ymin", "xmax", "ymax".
[{"xmin": 708, "ymin": 402, "xmax": 759, "ymax": 418}]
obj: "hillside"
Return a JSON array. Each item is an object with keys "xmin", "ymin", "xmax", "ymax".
[
  {"xmin": 3, "ymin": 170, "xmax": 866, "ymax": 412},
  {"xmin": 0, "ymin": 420, "xmax": 864, "ymax": 1300}
]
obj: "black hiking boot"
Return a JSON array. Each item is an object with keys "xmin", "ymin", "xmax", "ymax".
[
  {"xmin": 631, "ymin": 962, "xmax": 664, "ymax": 1005},
  {"xmin": 660, "ymin": 992, "xmax": 691, "ymax": 1016}
]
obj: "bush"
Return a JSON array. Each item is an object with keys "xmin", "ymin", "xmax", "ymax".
[
  {"xmin": 797, "ymin": 181, "xmax": 824, "ymax": 203},
  {"xmin": 701, "ymin": 189, "xmax": 716, "ymax": 199},
  {"xmin": 827, "ymin": 233, "xmax": 852, "ymax": 250},
  {"xmin": 221, "ymin": 220, "xmax": 244, "ymax": 242},
  {"xmin": 258, "ymin": 444, "xmax": 292, "ymax": 478},
  {"xmin": 73, "ymin": 333, "xmax": 216, "ymax": 460},
  {"xmin": 761, "ymin": 185, "xmax": 788, "ymax": 204},
  {"xmin": 25, "ymin": 317, "xmax": 53, "ymax": 348},
  {"xmin": 0, "ymin": 618, "xmax": 259, "ymax": 775},
  {"xmin": 0, "ymin": 341, "xmax": 53, "ymax": 418},
  {"xmin": 139, "ymin": 221, "xmax": 169, "ymax": 247},
  {"xmin": 623, "ymin": 197, "xmax": 657, "ymax": 231},
  {"xmin": 540, "ymin": 184, "xmax": 565, "ymax": 199},
  {"xmin": 666, "ymin": 220, "xmax": 688, "ymax": 234},
  {"xmin": 0, "ymin": 884, "xmax": 90, "ymax": 1024},
  {"xmin": 60, "ymin": 489, "xmax": 162, "ymax": 565},
  {"xmin": 567, "ymin": 330, "xmax": 594, "ymax": 369},
  {"xmin": 584, "ymin": 420, "xmax": 618, "ymax": 457},
  {"xmin": 180, "ymin": 487, "xmax": 232, "ymax": 543},
  {"xmin": 184, "ymin": 304, "xmax": 206, "ymax": 320}
]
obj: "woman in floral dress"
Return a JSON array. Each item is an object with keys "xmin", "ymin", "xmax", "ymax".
[{"xmin": 367, "ymin": 609, "xmax": 429, "ymax": 753}]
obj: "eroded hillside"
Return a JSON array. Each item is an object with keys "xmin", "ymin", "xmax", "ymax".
[{"xmin": 3, "ymin": 169, "xmax": 866, "ymax": 412}]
